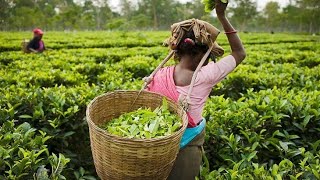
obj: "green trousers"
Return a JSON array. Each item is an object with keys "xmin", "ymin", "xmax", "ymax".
[{"xmin": 167, "ymin": 130, "xmax": 205, "ymax": 180}]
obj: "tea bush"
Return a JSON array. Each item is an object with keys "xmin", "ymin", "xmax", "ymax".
[
  {"xmin": 203, "ymin": 88, "xmax": 320, "ymax": 179},
  {"xmin": 0, "ymin": 121, "xmax": 70, "ymax": 179}
]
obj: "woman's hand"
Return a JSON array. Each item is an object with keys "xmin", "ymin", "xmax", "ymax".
[
  {"xmin": 29, "ymin": 48, "xmax": 38, "ymax": 53},
  {"xmin": 215, "ymin": 0, "xmax": 228, "ymax": 17}
]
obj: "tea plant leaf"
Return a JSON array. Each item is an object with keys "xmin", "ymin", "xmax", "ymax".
[
  {"xmin": 279, "ymin": 141, "xmax": 289, "ymax": 152},
  {"xmin": 202, "ymin": 0, "xmax": 216, "ymax": 12},
  {"xmin": 35, "ymin": 165, "xmax": 50, "ymax": 180},
  {"xmin": 100, "ymin": 99, "xmax": 181, "ymax": 139},
  {"xmin": 271, "ymin": 164, "xmax": 279, "ymax": 176},
  {"xmin": 312, "ymin": 169, "xmax": 319, "ymax": 179},
  {"xmin": 62, "ymin": 131, "xmax": 75, "ymax": 138},
  {"xmin": 302, "ymin": 115, "xmax": 312, "ymax": 128},
  {"xmin": 247, "ymin": 151, "xmax": 257, "ymax": 161},
  {"xmin": 276, "ymin": 174, "xmax": 282, "ymax": 180},
  {"xmin": 19, "ymin": 115, "xmax": 33, "ymax": 119}
]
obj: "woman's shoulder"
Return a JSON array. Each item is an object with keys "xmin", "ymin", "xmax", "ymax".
[
  {"xmin": 198, "ymin": 55, "xmax": 237, "ymax": 84},
  {"xmin": 157, "ymin": 65, "xmax": 175, "ymax": 73},
  {"xmin": 152, "ymin": 65, "xmax": 175, "ymax": 80}
]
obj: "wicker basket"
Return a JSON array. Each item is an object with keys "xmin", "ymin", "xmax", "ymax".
[
  {"xmin": 21, "ymin": 39, "xmax": 30, "ymax": 53},
  {"xmin": 86, "ymin": 90, "xmax": 188, "ymax": 180}
]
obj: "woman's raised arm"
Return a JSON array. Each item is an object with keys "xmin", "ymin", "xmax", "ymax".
[{"xmin": 215, "ymin": 0, "xmax": 246, "ymax": 65}]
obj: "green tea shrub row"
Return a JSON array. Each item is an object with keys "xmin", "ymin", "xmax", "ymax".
[
  {"xmin": 200, "ymin": 152, "xmax": 320, "ymax": 179},
  {"xmin": 0, "ymin": 84, "xmax": 103, "ymax": 177},
  {"xmin": 0, "ymin": 121, "xmax": 70, "ymax": 179},
  {"xmin": 245, "ymin": 42, "xmax": 320, "ymax": 67},
  {"xmin": 203, "ymin": 88, "xmax": 320, "ymax": 179},
  {"xmin": 212, "ymin": 63, "xmax": 320, "ymax": 99},
  {"xmin": 2, "ymin": 51, "xmax": 318, "ymax": 91},
  {"xmin": 1, "ymin": 32, "xmax": 316, "ymax": 52},
  {"xmin": 0, "ymin": 48, "xmax": 168, "ymax": 87},
  {"xmin": 1, "ymin": 32, "xmax": 319, "ymax": 179},
  {"xmin": 0, "ymin": 31, "xmax": 169, "ymax": 52}
]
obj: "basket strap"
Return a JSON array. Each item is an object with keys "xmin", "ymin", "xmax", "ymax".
[
  {"xmin": 142, "ymin": 50, "xmax": 176, "ymax": 89},
  {"xmin": 132, "ymin": 51, "xmax": 175, "ymax": 110},
  {"xmin": 143, "ymin": 44, "xmax": 213, "ymax": 112}
]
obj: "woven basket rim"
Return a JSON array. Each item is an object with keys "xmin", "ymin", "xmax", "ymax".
[{"xmin": 86, "ymin": 90, "xmax": 188, "ymax": 143}]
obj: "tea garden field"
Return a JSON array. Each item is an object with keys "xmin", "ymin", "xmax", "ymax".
[{"xmin": 0, "ymin": 31, "xmax": 320, "ymax": 179}]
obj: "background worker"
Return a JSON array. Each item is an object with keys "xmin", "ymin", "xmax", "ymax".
[{"xmin": 26, "ymin": 28, "xmax": 45, "ymax": 53}]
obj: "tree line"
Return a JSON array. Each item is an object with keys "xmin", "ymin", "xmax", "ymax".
[{"xmin": 0, "ymin": 0, "xmax": 319, "ymax": 33}]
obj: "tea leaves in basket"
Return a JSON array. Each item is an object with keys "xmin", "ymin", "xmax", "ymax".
[{"xmin": 100, "ymin": 98, "xmax": 182, "ymax": 139}]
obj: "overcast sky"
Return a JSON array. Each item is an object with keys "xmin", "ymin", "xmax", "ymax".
[
  {"xmin": 251, "ymin": 0, "xmax": 290, "ymax": 10},
  {"xmin": 109, "ymin": 0, "xmax": 290, "ymax": 12}
]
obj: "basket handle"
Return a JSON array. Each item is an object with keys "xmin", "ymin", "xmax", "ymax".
[
  {"xmin": 143, "ymin": 43, "xmax": 213, "ymax": 111},
  {"xmin": 142, "ymin": 50, "xmax": 176, "ymax": 89}
]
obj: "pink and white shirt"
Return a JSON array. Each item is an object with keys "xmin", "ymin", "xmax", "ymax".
[
  {"xmin": 147, "ymin": 55, "xmax": 236, "ymax": 126},
  {"xmin": 176, "ymin": 55, "xmax": 236, "ymax": 124}
]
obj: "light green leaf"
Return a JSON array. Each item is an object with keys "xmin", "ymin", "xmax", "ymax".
[
  {"xmin": 19, "ymin": 115, "xmax": 33, "ymax": 119},
  {"xmin": 279, "ymin": 141, "xmax": 289, "ymax": 152}
]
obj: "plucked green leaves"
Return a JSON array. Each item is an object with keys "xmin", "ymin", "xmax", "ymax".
[
  {"xmin": 202, "ymin": 0, "xmax": 228, "ymax": 12},
  {"xmin": 100, "ymin": 98, "xmax": 182, "ymax": 139}
]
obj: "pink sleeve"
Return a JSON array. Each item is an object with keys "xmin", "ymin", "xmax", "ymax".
[{"xmin": 199, "ymin": 55, "xmax": 237, "ymax": 85}]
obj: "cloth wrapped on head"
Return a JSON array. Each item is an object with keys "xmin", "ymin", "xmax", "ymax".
[
  {"xmin": 164, "ymin": 18, "xmax": 224, "ymax": 57},
  {"xmin": 33, "ymin": 28, "xmax": 44, "ymax": 35}
]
